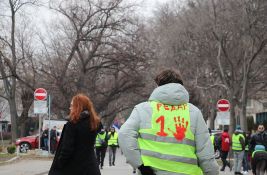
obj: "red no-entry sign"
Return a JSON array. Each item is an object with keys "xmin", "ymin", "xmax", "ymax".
[
  {"xmin": 217, "ymin": 99, "xmax": 230, "ymax": 112},
  {"xmin": 34, "ymin": 88, "xmax": 47, "ymax": 101}
]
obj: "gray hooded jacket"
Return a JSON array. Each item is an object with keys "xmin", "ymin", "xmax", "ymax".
[{"xmin": 118, "ymin": 83, "xmax": 219, "ymax": 175}]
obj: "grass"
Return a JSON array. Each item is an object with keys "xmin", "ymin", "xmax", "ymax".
[{"xmin": 0, "ymin": 153, "xmax": 16, "ymax": 162}]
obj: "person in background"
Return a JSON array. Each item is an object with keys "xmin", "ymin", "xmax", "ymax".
[
  {"xmin": 232, "ymin": 125, "xmax": 245, "ymax": 175},
  {"xmin": 108, "ymin": 127, "xmax": 119, "ymax": 166},
  {"xmin": 250, "ymin": 124, "xmax": 267, "ymax": 152},
  {"xmin": 50, "ymin": 126, "xmax": 57, "ymax": 154},
  {"xmin": 48, "ymin": 93, "xmax": 101, "ymax": 175},
  {"xmin": 218, "ymin": 128, "xmax": 231, "ymax": 172},
  {"xmin": 251, "ymin": 145, "xmax": 267, "ymax": 175},
  {"xmin": 42, "ymin": 127, "xmax": 49, "ymax": 151},
  {"xmin": 209, "ymin": 128, "xmax": 215, "ymax": 151},
  {"xmin": 118, "ymin": 69, "xmax": 219, "ymax": 175},
  {"xmin": 95, "ymin": 128, "xmax": 108, "ymax": 169},
  {"xmin": 242, "ymin": 131, "xmax": 251, "ymax": 174}
]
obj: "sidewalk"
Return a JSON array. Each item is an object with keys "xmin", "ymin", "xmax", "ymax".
[{"xmin": 0, "ymin": 149, "xmax": 254, "ymax": 175}]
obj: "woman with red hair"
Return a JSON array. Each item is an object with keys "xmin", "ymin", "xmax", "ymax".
[{"xmin": 49, "ymin": 93, "xmax": 101, "ymax": 175}]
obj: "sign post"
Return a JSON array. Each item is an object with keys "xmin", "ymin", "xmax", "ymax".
[
  {"xmin": 34, "ymin": 88, "xmax": 48, "ymax": 150},
  {"xmin": 48, "ymin": 95, "xmax": 51, "ymax": 154},
  {"xmin": 216, "ymin": 99, "xmax": 230, "ymax": 129},
  {"xmin": 217, "ymin": 99, "xmax": 230, "ymax": 112}
]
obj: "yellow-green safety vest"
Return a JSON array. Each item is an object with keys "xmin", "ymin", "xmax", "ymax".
[
  {"xmin": 252, "ymin": 150, "xmax": 267, "ymax": 158},
  {"xmin": 95, "ymin": 132, "xmax": 107, "ymax": 147},
  {"xmin": 138, "ymin": 101, "xmax": 203, "ymax": 175},
  {"xmin": 210, "ymin": 135, "xmax": 215, "ymax": 145},
  {"xmin": 245, "ymin": 144, "xmax": 249, "ymax": 151},
  {"xmin": 232, "ymin": 134, "xmax": 245, "ymax": 151},
  {"xmin": 108, "ymin": 132, "xmax": 118, "ymax": 146}
]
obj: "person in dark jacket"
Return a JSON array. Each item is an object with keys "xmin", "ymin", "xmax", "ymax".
[
  {"xmin": 242, "ymin": 131, "xmax": 251, "ymax": 174},
  {"xmin": 41, "ymin": 127, "xmax": 49, "ymax": 151},
  {"xmin": 50, "ymin": 126, "xmax": 57, "ymax": 154},
  {"xmin": 251, "ymin": 145, "xmax": 267, "ymax": 175},
  {"xmin": 48, "ymin": 93, "xmax": 101, "ymax": 175},
  {"xmin": 250, "ymin": 124, "xmax": 267, "ymax": 152}
]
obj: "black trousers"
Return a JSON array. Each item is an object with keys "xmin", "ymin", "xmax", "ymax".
[
  {"xmin": 95, "ymin": 146, "xmax": 107, "ymax": 167},
  {"xmin": 109, "ymin": 146, "xmax": 117, "ymax": 165},
  {"xmin": 221, "ymin": 151, "xmax": 230, "ymax": 170}
]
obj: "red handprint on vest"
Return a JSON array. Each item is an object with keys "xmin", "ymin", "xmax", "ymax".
[{"xmin": 168, "ymin": 116, "xmax": 188, "ymax": 141}]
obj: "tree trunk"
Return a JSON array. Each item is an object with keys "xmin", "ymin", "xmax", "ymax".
[
  {"xmin": 209, "ymin": 108, "xmax": 215, "ymax": 129},
  {"xmin": 8, "ymin": 97, "xmax": 18, "ymax": 142},
  {"xmin": 229, "ymin": 95, "xmax": 236, "ymax": 134},
  {"xmin": 240, "ymin": 87, "xmax": 248, "ymax": 132}
]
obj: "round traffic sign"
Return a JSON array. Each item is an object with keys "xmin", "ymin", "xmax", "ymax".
[
  {"xmin": 217, "ymin": 99, "xmax": 230, "ymax": 112},
  {"xmin": 34, "ymin": 88, "xmax": 47, "ymax": 101}
]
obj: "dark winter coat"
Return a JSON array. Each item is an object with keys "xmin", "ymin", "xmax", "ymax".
[
  {"xmin": 48, "ymin": 111, "xmax": 101, "ymax": 175},
  {"xmin": 250, "ymin": 131, "xmax": 267, "ymax": 152}
]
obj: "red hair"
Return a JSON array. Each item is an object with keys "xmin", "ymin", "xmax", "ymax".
[{"xmin": 70, "ymin": 93, "xmax": 100, "ymax": 131}]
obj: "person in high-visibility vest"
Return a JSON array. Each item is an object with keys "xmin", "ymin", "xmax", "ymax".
[
  {"xmin": 95, "ymin": 128, "xmax": 108, "ymax": 169},
  {"xmin": 232, "ymin": 126, "xmax": 245, "ymax": 175},
  {"xmin": 118, "ymin": 69, "xmax": 219, "ymax": 175},
  {"xmin": 108, "ymin": 127, "xmax": 118, "ymax": 166}
]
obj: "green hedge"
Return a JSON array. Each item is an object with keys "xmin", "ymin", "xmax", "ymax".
[{"xmin": 7, "ymin": 145, "xmax": 16, "ymax": 154}]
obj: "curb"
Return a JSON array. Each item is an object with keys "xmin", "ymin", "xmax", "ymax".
[{"xmin": 0, "ymin": 156, "xmax": 20, "ymax": 165}]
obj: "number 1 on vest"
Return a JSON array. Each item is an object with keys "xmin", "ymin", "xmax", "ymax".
[{"xmin": 156, "ymin": 116, "xmax": 168, "ymax": 136}]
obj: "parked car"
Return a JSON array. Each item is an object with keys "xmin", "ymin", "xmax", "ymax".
[
  {"xmin": 15, "ymin": 130, "xmax": 62, "ymax": 153},
  {"xmin": 15, "ymin": 135, "xmax": 39, "ymax": 153}
]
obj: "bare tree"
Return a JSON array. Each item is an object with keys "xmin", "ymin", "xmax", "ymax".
[
  {"xmin": 36, "ymin": 0, "xmax": 154, "ymax": 123},
  {"xmin": 149, "ymin": 0, "xmax": 267, "ymax": 132},
  {"xmin": 0, "ymin": 0, "xmax": 38, "ymax": 141}
]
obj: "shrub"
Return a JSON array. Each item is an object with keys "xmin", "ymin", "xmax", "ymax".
[{"xmin": 7, "ymin": 145, "xmax": 16, "ymax": 154}]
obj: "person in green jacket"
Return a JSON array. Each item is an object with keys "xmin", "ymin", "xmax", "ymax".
[{"xmin": 118, "ymin": 69, "xmax": 219, "ymax": 175}]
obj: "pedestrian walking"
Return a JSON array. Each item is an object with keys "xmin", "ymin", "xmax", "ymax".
[
  {"xmin": 42, "ymin": 127, "xmax": 49, "ymax": 151},
  {"xmin": 232, "ymin": 125, "xmax": 245, "ymax": 175},
  {"xmin": 118, "ymin": 69, "xmax": 219, "ymax": 175},
  {"xmin": 218, "ymin": 128, "xmax": 231, "ymax": 171},
  {"xmin": 242, "ymin": 131, "xmax": 251, "ymax": 174},
  {"xmin": 250, "ymin": 124, "xmax": 267, "ymax": 152},
  {"xmin": 50, "ymin": 126, "xmax": 57, "ymax": 154},
  {"xmin": 251, "ymin": 145, "xmax": 267, "ymax": 175},
  {"xmin": 95, "ymin": 128, "xmax": 108, "ymax": 169},
  {"xmin": 108, "ymin": 127, "xmax": 119, "ymax": 166},
  {"xmin": 48, "ymin": 93, "xmax": 101, "ymax": 175}
]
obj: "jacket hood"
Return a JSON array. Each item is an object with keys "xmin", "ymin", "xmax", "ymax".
[
  {"xmin": 222, "ymin": 132, "xmax": 229, "ymax": 138},
  {"xmin": 149, "ymin": 83, "xmax": 189, "ymax": 105}
]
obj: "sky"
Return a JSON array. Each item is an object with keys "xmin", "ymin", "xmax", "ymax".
[{"xmin": 31, "ymin": 0, "xmax": 172, "ymax": 24}]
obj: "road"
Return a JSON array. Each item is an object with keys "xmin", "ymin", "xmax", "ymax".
[{"xmin": 0, "ymin": 150, "xmax": 253, "ymax": 175}]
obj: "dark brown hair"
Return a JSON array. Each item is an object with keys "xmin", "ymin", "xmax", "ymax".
[
  {"xmin": 70, "ymin": 93, "xmax": 100, "ymax": 131},
  {"xmin": 154, "ymin": 69, "xmax": 183, "ymax": 86}
]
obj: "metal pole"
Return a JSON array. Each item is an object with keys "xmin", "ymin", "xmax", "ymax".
[
  {"xmin": 38, "ymin": 114, "xmax": 41, "ymax": 149},
  {"xmin": 48, "ymin": 95, "xmax": 51, "ymax": 154},
  {"xmin": 0, "ymin": 128, "xmax": 4, "ymax": 148}
]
